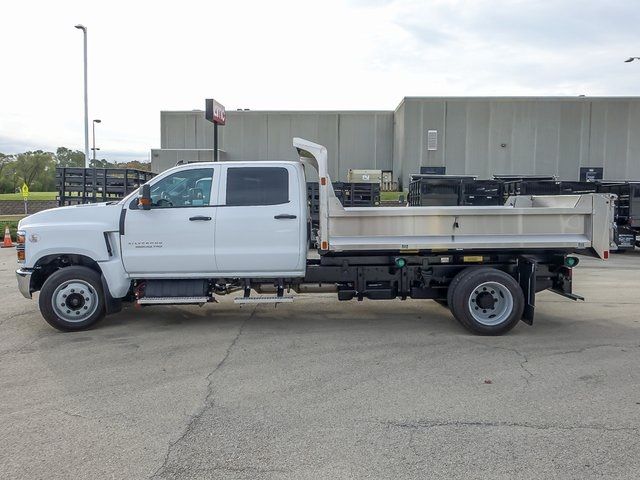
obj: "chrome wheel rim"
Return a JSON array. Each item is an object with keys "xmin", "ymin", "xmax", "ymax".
[
  {"xmin": 468, "ymin": 281, "xmax": 514, "ymax": 326},
  {"xmin": 51, "ymin": 280, "xmax": 99, "ymax": 323}
]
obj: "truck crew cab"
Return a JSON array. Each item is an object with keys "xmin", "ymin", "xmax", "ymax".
[{"xmin": 16, "ymin": 139, "xmax": 616, "ymax": 335}]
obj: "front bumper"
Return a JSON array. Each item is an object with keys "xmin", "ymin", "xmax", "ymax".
[{"xmin": 16, "ymin": 268, "xmax": 33, "ymax": 299}]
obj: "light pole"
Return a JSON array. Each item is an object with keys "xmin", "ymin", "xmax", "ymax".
[
  {"xmin": 624, "ymin": 57, "xmax": 640, "ymax": 63},
  {"xmin": 75, "ymin": 24, "xmax": 90, "ymax": 168},
  {"xmin": 92, "ymin": 119, "xmax": 101, "ymax": 164}
]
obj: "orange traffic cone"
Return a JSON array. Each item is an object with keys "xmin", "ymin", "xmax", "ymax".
[{"xmin": 1, "ymin": 225, "xmax": 15, "ymax": 248}]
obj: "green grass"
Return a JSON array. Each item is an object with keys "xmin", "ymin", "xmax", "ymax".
[
  {"xmin": 0, "ymin": 215, "xmax": 25, "ymax": 222},
  {"xmin": 0, "ymin": 191, "xmax": 57, "ymax": 201},
  {"xmin": 380, "ymin": 191, "xmax": 406, "ymax": 202}
]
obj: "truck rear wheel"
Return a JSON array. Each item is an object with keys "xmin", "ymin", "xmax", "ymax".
[
  {"xmin": 446, "ymin": 267, "xmax": 480, "ymax": 309},
  {"xmin": 39, "ymin": 266, "xmax": 106, "ymax": 332},
  {"xmin": 450, "ymin": 268, "xmax": 524, "ymax": 335}
]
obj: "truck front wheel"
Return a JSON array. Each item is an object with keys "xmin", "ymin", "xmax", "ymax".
[
  {"xmin": 39, "ymin": 266, "xmax": 106, "ymax": 332},
  {"xmin": 450, "ymin": 268, "xmax": 524, "ymax": 336}
]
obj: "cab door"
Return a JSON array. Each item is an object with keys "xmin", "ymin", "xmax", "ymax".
[
  {"xmin": 121, "ymin": 166, "xmax": 218, "ymax": 276},
  {"xmin": 214, "ymin": 165, "xmax": 304, "ymax": 274}
]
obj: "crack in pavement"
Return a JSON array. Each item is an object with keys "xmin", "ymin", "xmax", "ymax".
[
  {"xmin": 385, "ymin": 419, "xmax": 639, "ymax": 433},
  {"xmin": 0, "ymin": 330, "xmax": 50, "ymax": 357},
  {"xmin": 49, "ymin": 407, "xmax": 139, "ymax": 424},
  {"xmin": 0, "ymin": 307, "xmax": 43, "ymax": 354},
  {"xmin": 466, "ymin": 339, "xmax": 533, "ymax": 384},
  {"xmin": 209, "ymin": 465, "xmax": 289, "ymax": 474},
  {"xmin": 149, "ymin": 305, "xmax": 258, "ymax": 479},
  {"xmin": 465, "ymin": 341, "xmax": 640, "ymax": 387},
  {"xmin": 0, "ymin": 308, "xmax": 38, "ymax": 328},
  {"xmin": 545, "ymin": 343, "xmax": 640, "ymax": 356},
  {"xmin": 53, "ymin": 408, "xmax": 90, "ymax": 420}
]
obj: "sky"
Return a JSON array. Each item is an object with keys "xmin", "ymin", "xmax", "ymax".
[{"xmin": 1, "ymin": 0, "xmax": 639, "ymax": 162}]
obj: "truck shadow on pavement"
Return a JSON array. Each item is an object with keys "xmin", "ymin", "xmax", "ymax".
[
  {"xmin": 94, "ymin": 297, "xmax": 482, "ymax": 339},
  {"xmin": 95, "ymin": 296, "xmax": 601, "ymax": 339}
]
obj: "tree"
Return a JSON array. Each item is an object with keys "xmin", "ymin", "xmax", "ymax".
[
  {"xmin": 0, "ymin": 153, "xmax": 13, "ymax": 177},
  {"xmin": 13, "ymin": 151, "xmax": 56, "ymax": 188},
  {"xmin": 0, "ymin": 147, "xmax": 152, "ymax": 194},
  {"xmin": 0, "ymin": 154, "xmax": 17, "ymax": 193},
  {"xmin": 115, "ymin": 160, "xmax": 151, "ymax": 171},
  {"xmin": 56, "ymin": 147, "xmax": 85, "ymax": 167},
  {"xmin": 89, "ymin": 158, "xmax": 114, "ymax": 168}
]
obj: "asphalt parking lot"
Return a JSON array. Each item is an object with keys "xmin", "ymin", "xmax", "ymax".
[{"xmin": 1, "ymin": 247, "xmax": 639, "ymax": 479}]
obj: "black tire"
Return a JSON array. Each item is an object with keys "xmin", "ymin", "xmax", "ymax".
[
  {"xmin": 39, "ymin": 266, "xmax": 106, "ymax": 332},
  {"xmin": 450, "ymin": 268, "xmax": 524, "ymax": 336},
  {"xmin": 446, "ymin": 267, "xmax": 480, "ymax": 313}
]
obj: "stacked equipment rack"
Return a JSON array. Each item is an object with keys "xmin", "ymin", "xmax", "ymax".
[{"xmin": 56, "ymin": 167, "xmax": 155, "ymax": 206}]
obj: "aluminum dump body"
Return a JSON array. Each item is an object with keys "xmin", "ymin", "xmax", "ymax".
[{"xmin": 294, "ymin": 138, "xmax": 615, "ymax": 260}]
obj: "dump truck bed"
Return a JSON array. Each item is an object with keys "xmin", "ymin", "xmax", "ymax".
[
  {"xmin": 294, "ymin": 138, "xmax": 615, "ymax": 260},
  {"xmin": 327, "ymin": 195, "xmax": 614, "ymax": 258}
]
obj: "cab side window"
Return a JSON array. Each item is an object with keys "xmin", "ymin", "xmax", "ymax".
[
  {"xmin": 226, "ymin": 167, "xmax": 289, "ymax": 206},
  {"xmin": 149, "ymin": 168, "xmax": 214, "ymax": 208}
]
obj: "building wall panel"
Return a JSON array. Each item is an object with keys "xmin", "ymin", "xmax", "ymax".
[
  {"xmin": 627, "ymin": 103, "xmax": 640, "ymax": 179},
  {"xmin": 464, "ymin": 101, "xmax": 491, "ymax": 178},
  {"xmin": 557, "ymin": 102, "xmax": 584, "ymax": 180},
  {"xmin": 603, "ymin": 101, "xmax": 630, "ymax": 180},
  {"xmin": 443, "ymin": 102, "xmax": 467, "ymax": 175},
  {"xmin": 392, "ymin": 102, "xmax": 405, "ymax": 185},
  {"xmin": 510, "ymin": 101, "xmax": 537, "ymax": 176},
  {"xmin": 375, "ymin": 113, "xmax": 394, "ymax": 172},
  {"xmin": 338, "ymin": 113, "xmax": 376, "ymax": 178},
  {"xmin": 489, "ymin": 101, "xmax": 515, "ymax": 176},
  {"xmin": 533, "ymin": 101, "xmax": 561, "ymax": 176},
  {"xmin": 420, "ymin": 101, "xmax": 446, "ymax": 169}
]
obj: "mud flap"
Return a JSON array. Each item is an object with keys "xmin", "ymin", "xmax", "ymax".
[
  {"xmin": 517, "ymin": 256, "xmax": 536, "ymax": 325},
  {"xmin": 101, "ymin": 275, "xmax": 123, "ymax": 315}
]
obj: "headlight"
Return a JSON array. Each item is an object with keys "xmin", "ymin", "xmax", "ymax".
[{"xmin": 16, "ymin": 230, "xmax": 26, "ymax": 263}]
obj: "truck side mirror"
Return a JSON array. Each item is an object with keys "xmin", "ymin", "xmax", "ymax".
[{"xmin": 138, "ymin": 184, "xmax": 152, "ymax": 210}]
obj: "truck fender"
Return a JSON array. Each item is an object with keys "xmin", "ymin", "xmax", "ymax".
[{"xmin": 98, "ymin": 258, "xmax": 132, "ymax": 299}]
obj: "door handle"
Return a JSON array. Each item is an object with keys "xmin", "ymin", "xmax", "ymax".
[
  {"xmin": 189, "ymin": 216, "xmax": 212, "ymax": 221},
  {"xmin": 274, "ymin": 214, "xmax": 297, "ymax": 219}
]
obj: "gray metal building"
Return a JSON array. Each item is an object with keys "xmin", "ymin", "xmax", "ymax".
[
  {"xmin": 152, "ymin": 97, "xmax": 640, "ymax": 187},
  {"xmin": 152, "ymin": 110, "xmax": 393, "ymax": 182}
]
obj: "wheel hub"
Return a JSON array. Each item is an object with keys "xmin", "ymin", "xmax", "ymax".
[
  {"xmin": 475, "ymin": 291, "xmax": 496, "ymax": 310},
  {"xmin": 52, "ymin": 280, "xmax": 98, "ymax": 323},
  {"xmin": 65, "ymin": 293, "xmax": 86, "ymax": 310},
  {"xmin": 468, "ymin": 281, "xmax": 514, "ymax": 326}
]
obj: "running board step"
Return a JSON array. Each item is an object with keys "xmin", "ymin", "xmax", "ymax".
[
  {"xmin": 234, "ymin": 295, "xmax": 294, "ymax": 305},
  {"xmin": 137, "ymin": 296, "xmax": 209, "ymax": 305}
]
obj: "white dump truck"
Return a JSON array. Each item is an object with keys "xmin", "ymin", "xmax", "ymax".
[{"xmin": 15, "ymin": 138, "xmax": 616, "ymax": 335}]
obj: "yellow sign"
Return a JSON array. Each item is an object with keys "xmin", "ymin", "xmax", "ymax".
[{"xmin": 21, "ymin": 183, "xmax": 29, "ymax": 199}]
